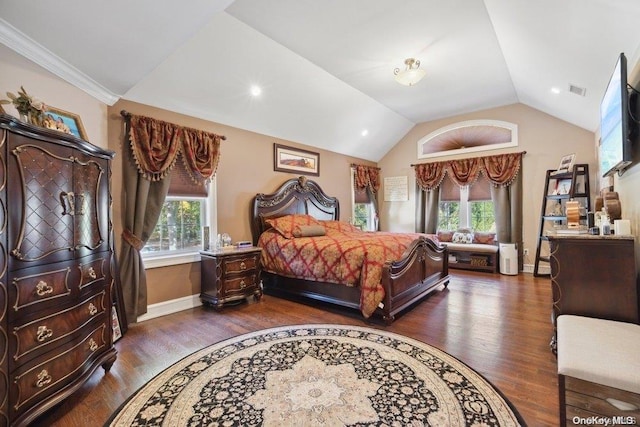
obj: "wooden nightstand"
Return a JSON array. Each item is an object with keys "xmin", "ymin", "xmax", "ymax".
[{"xmin": 200, "ymin": 247, "xmax": 263, "ymax": 308}]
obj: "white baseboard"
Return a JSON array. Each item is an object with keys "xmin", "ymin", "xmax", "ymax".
[
  {"xmin": 522, "ymin": 263, "xmax": 550, "ymax": 275},
  {"xmin": 136, "ymin": 294, "xmax": 202, "ymax": 323}
]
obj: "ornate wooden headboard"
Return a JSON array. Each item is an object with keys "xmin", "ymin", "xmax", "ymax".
[{"xmin": 251, "ymin": 176, "xmax": 340, "ymax": 245}]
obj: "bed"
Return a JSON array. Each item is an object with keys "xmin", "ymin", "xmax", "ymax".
[{"xmin": 251, "ymin": 176, "xmax": 449, "ymax": 323}]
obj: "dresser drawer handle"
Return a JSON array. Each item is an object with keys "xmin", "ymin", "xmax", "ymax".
[
  {"xmin": 88, "ymin": 303, "xmax": 98, "ymax": 316},
  {"xmin": 89, "ymin": 338, "xmax": 98, "ymax": 352},
  {"xmin": 87, "ymin": 267, "xmax": 97, "ymax": 279},
  {"xmin": 239, "ymin": 262, "xmax": 246, "ymax": 270},
  {"xmin": 240, "ymin": 280, "xmax": 246, "ymax": 289},
  {"xmin": 35, "ymin": 281, "xmax": 54, "ymax": 297},
  {"xmin": 36, "ymin": 370, "xmax": 52, "ymax": 388},
  {"xmin": 36, "ymin": 325, "xmax": 53, "ymax": 342}
]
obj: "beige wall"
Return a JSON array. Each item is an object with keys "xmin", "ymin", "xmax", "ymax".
[
  {"xmin": 0, "ymin": 44, "xmax": 108, "ymax": 148},
  {"xmin": 108, "ymin": 99, "xmax": 376, "ymax": 304},
  {"xmin": 377, "ymin": 103, "xmax": 596, "ymax": 263}
]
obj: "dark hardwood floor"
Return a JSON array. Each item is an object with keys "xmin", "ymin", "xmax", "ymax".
[{"xmin": 35, "ymin": 270, "xmax": 559, "ymax": 426}]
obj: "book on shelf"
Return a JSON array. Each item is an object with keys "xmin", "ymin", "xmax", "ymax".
[
  {"xmin": 549, "ymin": 168, "xmax": 569, "ymax": 176},
  {"xmin": 553, "ymin": 226, "xmax": 588, "ymax": 235}
]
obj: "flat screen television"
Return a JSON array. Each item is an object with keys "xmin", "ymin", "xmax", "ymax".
[{"xmin": 599, "ymin": 52, "xmax": 635, "ymax": 177}]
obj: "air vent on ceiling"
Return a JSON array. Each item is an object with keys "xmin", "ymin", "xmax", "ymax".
[{"xmin": 569, "ymin": 84, "xmax": 586, "ymax": 97}]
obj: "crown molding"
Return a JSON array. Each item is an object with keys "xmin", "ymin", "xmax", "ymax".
[{"xmin": 0, "ymin": 18, "xmax": 120, "ymax": 105}]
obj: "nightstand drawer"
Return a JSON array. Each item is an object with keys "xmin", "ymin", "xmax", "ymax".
[
  {"xmin": 224, "ymin": 273, "xmax": 260, "ymax": 295},
  {"xmin": 223, "ymin": 254, "xmax": 259, "ymax": 275}
]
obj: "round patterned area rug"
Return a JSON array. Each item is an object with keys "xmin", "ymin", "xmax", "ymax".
[{"xmin": 108, "ymin": 325, "xmax": 523, "ymax": 426}]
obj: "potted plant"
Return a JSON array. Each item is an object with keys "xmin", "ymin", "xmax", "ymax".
[{"xmin": 1, "ymin": 86, "xmax": 46, "ymax": 125}]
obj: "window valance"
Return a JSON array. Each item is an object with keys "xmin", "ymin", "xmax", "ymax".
[
  {"xmin": 352, "ymin": 164, "xmax": 381, "ymax": 191},
  {"xmin": 413, "ymin": 152, "xmax": 525, "ymax": 191},
  {"xmin": 123, "ymin": 111, "xmax": 225, "ymax": 183}
]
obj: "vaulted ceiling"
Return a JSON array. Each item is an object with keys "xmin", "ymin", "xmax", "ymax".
[{"xmin": 1, "ymin": 0, "xmax": 640, "ymax": 161}]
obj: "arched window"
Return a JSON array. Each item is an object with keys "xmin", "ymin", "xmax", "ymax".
[{"xmin": 417, "ymin": 120, "xmax": 517, "ymax": 160}]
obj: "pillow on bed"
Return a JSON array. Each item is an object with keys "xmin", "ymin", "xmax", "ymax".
[
  {"xmin": 265, "ymin": 214, "xmax": 321, "ymax": 239},
  {"xmin": 292, "ymin": 224, "xmax": 326, "ymax": 237},
  {"xmin": 319, "ymin": 220, "xmax": 361, "ymax": 233},
  {"xmin": 452, "ymin": 231, "xmax": 474, "ymax": 244}
]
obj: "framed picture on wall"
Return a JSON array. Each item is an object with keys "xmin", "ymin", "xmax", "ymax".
[{"xmin": 273, "ymin": 143, "xmax": 320, "ymax": 176}]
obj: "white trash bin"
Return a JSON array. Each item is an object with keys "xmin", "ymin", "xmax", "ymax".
[{"xmin": 499, "ymin": 243, "xmax": 518, "ymax": 275}]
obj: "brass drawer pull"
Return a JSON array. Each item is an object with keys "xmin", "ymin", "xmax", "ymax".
[
  {"xmin": 240, "ymin": 280, "xmax": 246, "ymax": 289},
  {"xmin": 36, "ymin": 325, "xmax": 53, "ymax": 342},
  {"xmin": 239, "ymin": 261, "xmax": 246, "ymax": 270},
  {"xmin": 89, "ymin": 339, "xmax": 98, "ymax": 352},
  {"xmin": 88, "ymin": 303, "xmax": 98, "ymax": 316},
  {"xmin": 87, "ymin": 267, "xmax": 97, "ymax": 279},
  {"xmin": 36, "ymin": 370, "xmax": 52, "ymax": 388},
  {"xmin": 35, "ymin": 281, "xmax": 53, "ymax": 296}
]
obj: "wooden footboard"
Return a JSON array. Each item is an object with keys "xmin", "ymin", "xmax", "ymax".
[
  {"xmin": 380, "ymin": 237, "xmax": 449, "ymax": 323},
  {"xmin": 262, "ymin": 237, "xmax": 449, "ymax": 324}
]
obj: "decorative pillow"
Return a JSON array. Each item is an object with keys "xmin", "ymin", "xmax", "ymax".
[
  {"xmin": 452, "ymin": 231, "xmax": 474, "ymax": 244},
  {"xmin": 319, "ymin": 220, "xmax": 362, "ymax": 233},
  {"xmin": 437, "ymin": 230, "xmax": 454, "ymax": 242},
  {"xmin": 473, "ymin": 232, "xmax": 497, "ymax": 245},
  {"xmin": 265, "ymin": 214, "xmax": 321, "ymax": 239},
  {"xmin": 292, "ymin": 225, "xmax": 326, "ymax": 238}
]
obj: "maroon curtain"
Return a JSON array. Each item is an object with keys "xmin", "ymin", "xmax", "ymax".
[
  {"xmin": 128, "ymin": 113, "xmax": 225, "ymax": 183},
  {"xmin": 414, "ymin": 162, "xmax": 446, "ymax": 191},
  {"xmin": 413, "ymin": 152, "xmax": 524, "ymax": 189}
]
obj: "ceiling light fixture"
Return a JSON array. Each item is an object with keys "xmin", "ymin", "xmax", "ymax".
[{"xmin": 394, "ymin": 58, "xmax": 426, "ymax": 86}]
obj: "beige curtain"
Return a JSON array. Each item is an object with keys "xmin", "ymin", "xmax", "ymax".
[
  {"xmin": 120, "ymin": 112, "xmax": 224, "ymax": 324},
  {"xmin": 414, "ymin": 162, "xmax": 447, "ymax": 233}
]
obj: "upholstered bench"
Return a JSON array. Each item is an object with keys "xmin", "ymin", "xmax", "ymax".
[
  {"xmin": 557, "ymin": 315, "xmax": 640, "ymax": 426},
  {"xmin": 440, "ymin": 242, "xmax": 499, "ymax": 273},
  {"xmin": 437, "ymin": 229, "xmax": 499, "ymax": 273}
]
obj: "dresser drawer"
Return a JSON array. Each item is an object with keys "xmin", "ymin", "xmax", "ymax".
[
  {"xmin": 565, "ymin": 376, "xmax": 640, "ymax": 422},
  {"xmin": 78, "ymin": 257, "xmax": 107, "ymax": 290},
  {"xmin": 12, "ymin": 324, "xmax": 108, "ymax": 414},
  {"xmin": 12, "ymin": 267, "xmax": 72, "ymax": 313},
  {"xmin": 12, "ymin": 292, "xmax": 107, "ymax": 363},
  {"xmin": 223, "ymin": 254, "xmax": 259, "ymax": 275}
]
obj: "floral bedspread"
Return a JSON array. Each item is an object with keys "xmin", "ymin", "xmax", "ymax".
[{"xmin": 259, "ymin": 222, "xmax": 439, "ymax": 318}]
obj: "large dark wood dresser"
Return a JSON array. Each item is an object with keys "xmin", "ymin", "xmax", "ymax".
[
  {"xmin": 548, "ymin": 234, "xmax": 639, "ymax": 350},
  {"xmin": 0, "ymin": 114, "xmax": 117, "ymax": 426}
]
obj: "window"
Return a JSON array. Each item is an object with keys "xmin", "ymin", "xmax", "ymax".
[
  {"xmin": 438, "ymin": 201, "xmax": 460, "ymax": 231},
  {"xmin": 142, "ymin": 199, "xmax": 205, "ymax": 254},
  {"xmin": 351, "ymin": 168, "xmax": 376, "ymax": 231},
  {"xmin": 470, "ymin": 200, "xmax": 494, "ymax": 231},
  {"xmin": 438, "ymin": 175, "xmax": 495, "ymax": 232},
  {"xmin": 142, "ymin": 157, "xmax": 216, "ymax": 268}
]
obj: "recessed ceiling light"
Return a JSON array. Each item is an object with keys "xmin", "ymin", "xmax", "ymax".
[
  {"xmin": 361, "ymin": 129, "xmax": 369, "ymax": 137},
  {"xmin": 250, "ymin": 85, "xmax": 262, "ymax": 97},
  {"xmin": 551, "ymin": 87, "xmax": 561, "ymax": 94}
]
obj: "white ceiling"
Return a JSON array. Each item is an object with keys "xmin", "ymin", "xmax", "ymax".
[{"xmin": 1, "ymin": 0, "xmax": 640, "ymax": 161}]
